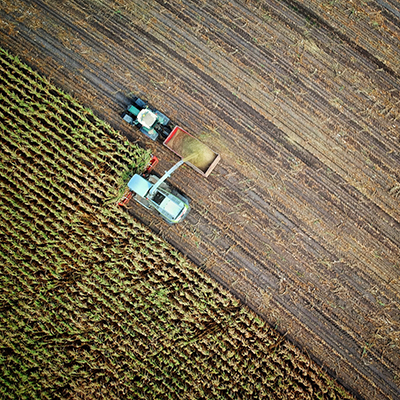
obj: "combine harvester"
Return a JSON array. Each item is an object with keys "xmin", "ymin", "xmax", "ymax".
[{"xmin": 120, "ymin": 96, "xmax": 220, "ymax": 224}]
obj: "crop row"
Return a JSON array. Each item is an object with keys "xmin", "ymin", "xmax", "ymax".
[
  {"xmin": 0, "ymin": 199, "xmax": 349, "ymax": 399},
  {"xmin": 0, "ymin": 46, "xmax": 353, "ymax": 399},
  {"xmin": 1, "ymin": 249, "xmax": 323, "ymax": 399},
  {"xmin": 0, "ymin": 50, "xmax": 150, "ymax": 184},
  {"xmin": 1, "ymin": 192, "xmax": 343, "ymax": 397},
  {"xmin": 0, "ymin": 89, "xmax": 148, "ymax": 190},
  {"xmin": 0, "ymin": 49, "xmax": 123, "ymax": 138}
]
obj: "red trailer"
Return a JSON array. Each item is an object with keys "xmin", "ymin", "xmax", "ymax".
[{"xmin": 163, "ymin": 126, "xmax": 220, "ymax": 177}]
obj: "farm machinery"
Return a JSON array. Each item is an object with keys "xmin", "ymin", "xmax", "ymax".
[
  {"xmin": 121, "ymin": 96, "xmax": 172, "ymax": 141},
  {"xmin": 119, "ymin": 95, "xmax": 221, "ymax": 224},
  {"xmin": 119, "ymin": 155, "xmax": 190, "ymax": 225}
]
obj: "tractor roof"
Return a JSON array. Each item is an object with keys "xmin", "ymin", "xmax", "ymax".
[{"xmin": 137, "ymin": 109, "xmax": 157, "ymax": 129}]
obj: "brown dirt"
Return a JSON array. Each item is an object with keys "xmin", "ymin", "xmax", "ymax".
[{"xmin": 0, "ymin": 0, "xmax": 399, "ymax": 399}]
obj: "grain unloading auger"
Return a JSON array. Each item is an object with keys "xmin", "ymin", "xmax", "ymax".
[{"xmin": 120, "ymin": 95, "xmax": 221, "ymax": 224}]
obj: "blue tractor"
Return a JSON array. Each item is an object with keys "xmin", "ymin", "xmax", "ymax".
[{"xmin": 121, "ymin": 96, "xmax": 173, "ymax": 141}]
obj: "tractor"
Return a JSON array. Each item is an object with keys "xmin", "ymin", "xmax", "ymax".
[
  {"xmin": 121, "ymin": 96, "xmax": 173, "ymax": 141},
  {"xmin": 119, "ymin": 95, "xmax": 220, "ymax": 223}
]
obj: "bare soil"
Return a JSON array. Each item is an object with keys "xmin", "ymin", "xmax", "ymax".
[{"xmin": 1, "ymin": 0, "xmax": 399, "ymax": 399}]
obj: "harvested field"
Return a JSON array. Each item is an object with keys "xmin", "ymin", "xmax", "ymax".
[
  {"xmin": 0, "ymin": 46, "xmax": 353, "ymax": 400},
  {"xmin": 0, "ymin": 0, "xmax": 399, "ymax": 399}
]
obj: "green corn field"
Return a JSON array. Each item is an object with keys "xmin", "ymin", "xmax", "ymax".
[{"xmin": 0, "ymin": 47, "xmax": 354, "ymax": 399}]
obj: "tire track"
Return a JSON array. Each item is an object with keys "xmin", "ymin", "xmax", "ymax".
[{"xmin": 1, "ymin": 1, "xmax": 399, "ymax": 399}]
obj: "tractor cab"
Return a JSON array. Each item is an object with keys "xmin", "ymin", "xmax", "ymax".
[
  {"xmin": 122, "ymin": 96, "xmax": 171, "ymax": 140},
  {"xmin": 137, "ymin": 109, "xmax": 157, "ymax": 129}
]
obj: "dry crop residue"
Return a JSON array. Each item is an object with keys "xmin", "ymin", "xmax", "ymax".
[
  {"xmin": 0, "ymin": 1, "xmax": 399, "ymax": 399},
  {"xmin": 0, "ymin": 46, "xmax": 354, "ymax": 399}
]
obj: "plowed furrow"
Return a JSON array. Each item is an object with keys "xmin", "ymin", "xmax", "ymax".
[{"xmin": 1, "ymin": 1, "xmax": 399, "ymax": 399}]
